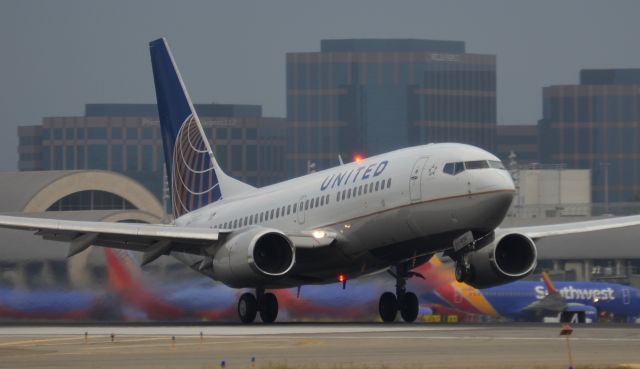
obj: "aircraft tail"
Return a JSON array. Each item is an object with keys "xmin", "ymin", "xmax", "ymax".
[
  {"xmin": 541, "ymin": 271, "xmax": 559, "ymax": 294},
  {"xmin": 104, "ymin": 248, "xmax": 184, "ymax": 319},
  {"xmin": 149, "ymin": 38, "xmax": 254, "ymax": 218}
]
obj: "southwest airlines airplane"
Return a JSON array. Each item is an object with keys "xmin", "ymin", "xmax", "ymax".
[
  {"xmin": 2, "ymin": 38, "xmax": 640, "ymax": 324},
  {"xmin": 417, "ymin": 258, "xmax": 640, "ymax": 323}
]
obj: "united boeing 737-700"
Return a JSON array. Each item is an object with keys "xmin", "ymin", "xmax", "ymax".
[{"xmin": 1, "ymin": 38, "xmax": 640, "ymax": 323}]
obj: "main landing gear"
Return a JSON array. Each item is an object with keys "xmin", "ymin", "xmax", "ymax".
[
  {"xmin": 238, "ymin": 288, "xmax": 278, "ymax": 324},
  {"xmin": 378, "ymin": 265, "xmax": 422, "ymax": 323}
]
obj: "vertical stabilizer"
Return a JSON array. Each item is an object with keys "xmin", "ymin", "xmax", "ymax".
[
  {"xmin": 149, "ymin": 38, "xmax": 254, "ymax": 218},
  {"xmin": 541, "ymin": 271, "xmax": 559, "ymax": 294}
]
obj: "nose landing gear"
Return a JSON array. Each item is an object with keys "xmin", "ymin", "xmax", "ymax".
[
  {"xmin": 237, "ymin": 288, "xmax": 279, "ymax": 324},
  {"xmin": 378, "ymin": 265, "xmax": 422, "ymax": 323}
]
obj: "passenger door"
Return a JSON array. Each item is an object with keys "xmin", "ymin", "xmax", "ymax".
[
  {"xmin": 409, "ymin": 157, "xmax": 429, "ymax": 202},
  {"xmin": 623, "ymin": 288, "xmax": 631, "ymax": 305}
]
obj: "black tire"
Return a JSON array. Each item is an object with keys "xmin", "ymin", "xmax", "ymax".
[
  {"xmin": 379, "ymin": 292, "xmax": 398, "ymax": 323},
  {"xmin": 455, "ymin": 263, "xmax": 468, "ymax": 283},
  {"xmin": 259, "ymin": 292, "xmax": 278, "ymax": 324},
  {"xmin": 238, "ymin": 293, "xmax": 258, "ymax": 324},
  {"xmin": 399, "ymin": 292, "xmax": 419, "ymax": 323}
]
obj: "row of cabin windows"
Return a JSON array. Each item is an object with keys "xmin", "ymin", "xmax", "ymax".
[
  {"xmin": 336, "ymin": 178, "xmax": 392, "ymax": 202},
  {"xmin": 215, "ymin": 193, "xmax": 332, "ymax": 230},
  {"xmin": 215, "ymin": 177, "xmax": 392, "ymax": 230}
]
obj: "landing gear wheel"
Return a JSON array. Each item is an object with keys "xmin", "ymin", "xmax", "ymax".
[
  {"xmin": 238, "ymin": 293, "xmax": 258, "ymax": 323},
  {"xmin": 455, "ymin": 263, "xmax": 469, "ymax": 283},
  {"xmin": 259, "ymin": 292, "xmax": 279, "ymax": 324},
  {"xmin": 399, "ymin": 292, "xmax": 419, "ymax": 323},
  {"xmin": 379, "ymin": 292, "xmax": 398, "ymax": 323}
]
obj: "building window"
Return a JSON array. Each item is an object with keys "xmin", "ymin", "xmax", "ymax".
[
  {"xmin": 231, "ymin": 145, "xmax": 242, "ymax": 171},
  {"xmin": 53, "ymin": 146, "xmax": 63, "ymax": 170},
  {"xmin": 87, "ymin": 144, "xmax": 108, "ymax": 169},
  {"xmin": 231, "ymin": 128, "xmax": 242, "ymax": 140},
  {"xmin": 112, "ymin": 144, "xmax": 123, "ymax": 171},
  {"xmin": 46, "ymin": 190, "xmax": 136, "ymax": 211},
  {"xmin": 142, "ymin": 127, "xmax": 153, "ymax": 139},
  {"xmin": 88, "ymin": 128, "xmax": 107, "ymax": 140},
  {"xmin": 127, "ymin": 127, "xmax": 138, "ymax": 139},
  {"xmin": 246, "ymin": 145, "xmax": 257, "ymax": 171},
  {"xmin": 111, "ymin": 127, "xmax": 123, "ymax": 140},
  {"xmin": 142, "ymin": 145, "xmax": 153, "ymax": 171},
  {"xmin": 127, "ymin": 145, "xmax": 138, "ymax": 171}
]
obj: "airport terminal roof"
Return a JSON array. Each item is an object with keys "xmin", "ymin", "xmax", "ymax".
[{"xmin": 0, "ymin": 170, "xmax": 163, "ymax": 215}]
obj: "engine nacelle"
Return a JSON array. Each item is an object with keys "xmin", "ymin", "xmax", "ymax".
[
  {"xmin": 463, "ymin": 232, "xmax": 537, "ymax": 289},
  {"xmin": 212, "ymin": 227, "xmax": 295, "ymax": 288}
]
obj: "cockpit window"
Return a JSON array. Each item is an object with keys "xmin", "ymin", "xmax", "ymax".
[
  {"xmin": 489, "ymin": 160, "xmax": 506, "ymax": 170},
  {"xmin": 443, "ymin": 162, "xmax": 465, "ymax": 175},
  {"xmin": 464, "ymin": 160, "xmax": 490, "ymax": 170}
]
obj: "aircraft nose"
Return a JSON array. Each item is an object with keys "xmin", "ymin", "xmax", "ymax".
[{"xmin": 473, "ymin": 168, "xmax": 515, "ymax": 193}]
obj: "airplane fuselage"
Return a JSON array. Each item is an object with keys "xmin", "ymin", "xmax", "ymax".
[
  {"xmin": 174, "ymin": 143, "xmax": 515, "ymax": 287},
  {"xmin": 475, "ymin": 281, "xmax": 640, "ymax": 319}
]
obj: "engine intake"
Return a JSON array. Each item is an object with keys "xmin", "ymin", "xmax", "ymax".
[
  {"xmin": 212, "ymin": 227, "xmax": 295, "ymax": 288},
  {"xmin": 463, "ymin": 232, "xmax": 537, "ymax": 289}
]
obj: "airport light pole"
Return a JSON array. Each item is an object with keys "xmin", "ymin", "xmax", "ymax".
[{"xmin": 560, "ymin": 324, "xmax": 574, "ymax": 369}]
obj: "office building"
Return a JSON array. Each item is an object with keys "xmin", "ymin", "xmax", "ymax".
[
  {"xmin": 18, "ymin": 104, "xmax": 287, "ymax": 204},
  {"xmin": 496, "ymin": 125, "xmax": 539, "ymax": 166},
  {"xmin": 538, "ymin": 69, "xmax": 640, "ymax": 204},
  {"xmin": 286, "ymin": 39, "xmax": 496, "ymax": 176}
]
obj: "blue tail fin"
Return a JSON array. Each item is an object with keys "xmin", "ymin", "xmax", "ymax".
[{"xmin": 149, "ymin": 38, "xmax": 253, "ymax": 218}]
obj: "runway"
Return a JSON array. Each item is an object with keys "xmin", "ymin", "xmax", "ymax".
[{"xmin": 0, "ymin": 323, "xmax": 638, "ymax": 369}]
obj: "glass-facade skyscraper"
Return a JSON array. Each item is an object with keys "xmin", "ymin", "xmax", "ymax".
[
  {"xmin": 286, "ymin": 39, "xmax": 496, "ymax": 176},
  {"xmin": 539, "ymin": 69, "xmax": 640, "ymax": 203}
]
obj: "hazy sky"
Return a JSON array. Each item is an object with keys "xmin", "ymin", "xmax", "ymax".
[{"xmin": 1, "ymin": 0, "xmax": 640, "ymax": 170}]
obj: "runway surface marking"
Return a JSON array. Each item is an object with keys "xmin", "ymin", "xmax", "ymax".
[
  {"xmin": 0, "ymin": 325, "xmax": 478, "ymax": 337},
  {"xmin": 0, "ymin": 337, "xmax": 84, "ymax": 347}
]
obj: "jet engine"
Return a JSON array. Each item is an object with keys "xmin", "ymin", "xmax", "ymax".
[
  {"xmin": 212, "ymin": 227, "xmax": 295, "ymax": 288},
  {"xmin": 458, "ymin": 232, "xmax": 537, "ymax": 289}
]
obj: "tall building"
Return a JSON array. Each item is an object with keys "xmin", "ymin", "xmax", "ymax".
[
  {"xmin": 286, "ymin": 39, "xmax": 496, "ymax": 176},
  {"xmin": 538, "ymin": 69, "xmax": 640, "ymax": 204},
  {"xmin": 496, "ymin": 125, "xmax": 539, "ymax": 165},
  {"xmin": 18, "ymin": 104, "xmax": 287, "ymax": 204}
]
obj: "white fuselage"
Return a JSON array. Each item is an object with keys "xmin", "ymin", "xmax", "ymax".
[{"xmin": 174, "ymin": 143, "xmax": 515, "ymax": 286}]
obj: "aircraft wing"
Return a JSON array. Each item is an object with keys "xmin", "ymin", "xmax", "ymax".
[
  {"xmin": 500, "ymin": 214, "xmax": 640, "ymax": 240},
  {"xmin": 0, "ymin": 214, "xmax": 336, "ymax": 265},
  {"xmin": 0, "ymin": 214, "xmax": 220, "ymax": 257}
]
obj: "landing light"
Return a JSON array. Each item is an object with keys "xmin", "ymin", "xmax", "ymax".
[{"xmin": 312, "ymin": 230, "xmax": 326, "ymax": 239}]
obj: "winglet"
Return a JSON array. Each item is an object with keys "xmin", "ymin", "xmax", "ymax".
[{"xmin": 542, "ymin": 271, "xmax": 558, "ymax": 295}]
